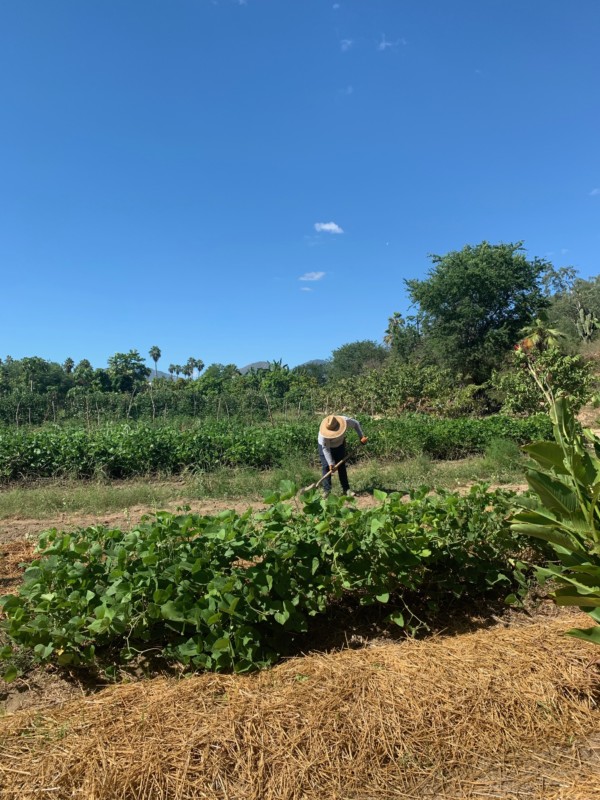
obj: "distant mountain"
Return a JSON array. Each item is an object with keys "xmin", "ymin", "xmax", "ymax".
[
  {"xmin": 239, "ymin": 361, "xmax": 270, "ymax": 375},
  {"xmin": 148, "ymin": 369, "xmax": 174, "ymax": 381},
  {"xmin": 295, "ymin": 359, "xmax": 328, "ymax": 368}
]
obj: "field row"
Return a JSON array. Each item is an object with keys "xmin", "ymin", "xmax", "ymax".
[
  {"xmin": 0, "ymin": 484, "xmax": 542, "ymax": 675},
  {"xmin": 0, "ymin": 414, "xmax": 552, "ymax": 481}
]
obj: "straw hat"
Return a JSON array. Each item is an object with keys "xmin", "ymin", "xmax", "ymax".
[{"xmin": 319, "ymin": 414, "xmax": 347, "ymax": 440}]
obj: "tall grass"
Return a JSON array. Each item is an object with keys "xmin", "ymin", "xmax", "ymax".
[{"xmin": 0, "ymin": 448, "xmax": 526, "ymax": 520}]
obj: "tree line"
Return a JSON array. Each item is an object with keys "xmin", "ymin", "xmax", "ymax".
[{"xmin": 2, "ymin": 241, "xmax": 598, "ymax": 425}]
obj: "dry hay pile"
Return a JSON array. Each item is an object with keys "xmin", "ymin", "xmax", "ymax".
[{"xmin": 0, "ymin": 617, "xmax": 598, "ymax": 800}]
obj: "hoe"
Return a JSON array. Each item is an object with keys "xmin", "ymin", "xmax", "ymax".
[{"xmin": 299, "ymin": 456, "xmax": 349, "ymax": 495}]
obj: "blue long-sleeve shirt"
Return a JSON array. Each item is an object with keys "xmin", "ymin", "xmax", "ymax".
[{"xmin": 318, "ymin": 416, "xmax": 364, "ymax": 468}]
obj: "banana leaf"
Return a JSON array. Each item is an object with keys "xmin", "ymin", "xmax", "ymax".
[{"xmin": 566, "ymin": 626, "xmax": 600, "ymax": 644}]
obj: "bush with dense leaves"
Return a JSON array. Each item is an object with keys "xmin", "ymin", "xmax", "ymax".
[
  {"xmin": 0, "ymin": 415, "xmax": 552, "ymax": 482},
  {"xmin": 1, "ymin": 484, "xmax": 544, "ymax": 676}
]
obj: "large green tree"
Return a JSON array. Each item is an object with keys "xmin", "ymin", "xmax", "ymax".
[
  {"xmin": 107, "ymin": 350, "xmax": 151, "ymax": 392},
  {"xmin": 0, "ymin": 356, "xmax": 72, "ymax": 396},
  {"xmin": 329, "ymin": 340, "xmax": 388, "ymax": 380},
  {"xmin": 406, "ymin": 241, "xmax": 549, "ymax": 382}
]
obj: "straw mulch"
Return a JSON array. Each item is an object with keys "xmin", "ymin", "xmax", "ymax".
[{"xmin": 0, "ymin": 616, "xmax": 598, "ymax": 800}]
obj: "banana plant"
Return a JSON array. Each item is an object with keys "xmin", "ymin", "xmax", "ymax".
[{"xmin": 511, "ymin": 391, "xmax": 600, "ymax": 644}]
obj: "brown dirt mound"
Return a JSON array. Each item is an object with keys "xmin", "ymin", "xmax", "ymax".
[{"xmin": 0, "ymin": 617, "xmax": 598, "ymax": 800}]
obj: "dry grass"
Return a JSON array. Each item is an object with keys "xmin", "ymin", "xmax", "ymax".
[
  {"xmin": 0, "ymin": 616, "xmax": 598, "ymax": 799},
  {"xmin": 0, "ymin": 539, "xmax": 35, "ymax": 594}
]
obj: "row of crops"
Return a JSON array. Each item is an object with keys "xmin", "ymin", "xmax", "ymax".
[
  {"xmin": 0, "ymin": 484, "xmax": 543, "ymax": 675},
  {"xmin": 0, "ymin": 414, "xmax": 553, "ymax": 481}
]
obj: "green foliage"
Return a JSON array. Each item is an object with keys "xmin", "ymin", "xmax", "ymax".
[
  {"xmin": 0, "ymin": 414, "xmax": 552, "ymax": 482},
  {"xmin": 149, "ymin": 346, "xmax": 161, "ymax": 378},
  {"xmin": 329, "ymin": 340, "xmax": 389, "ymax": 380},
  {"xmin": 292, "ymin": 360, "xmax": 331, "ymax": 385},
  {"xmin": 548, "ymin": 274, "xmax": 600, "ymax": 345},
  {"xmin": 491, "ymin": 349, "xmax": 594, "ymax": 414},
  {"xmin": 107, "ymin": 351, "xmax": 151, "ymax": 393},
  {"xmin": 482, "ymin": 438, "xmax": 523, "ymax": 479},
  {"xmin": 326, "ymin": 362, "xmax": 487, "ymax": 416},
  {"xmin": 0, "ymin": 356, "xmax": 67, "ymax": 395},
  {"xmin": 384, "ymin": 313, "xmax": 422, "ymax": 362},
  {"xmin": 406, "ymin": 241, "xmax": 549, "ymax": 382},
  {"xmin": 1, "ymin": 484, "xmax": 540, "ymax": 674},
  {"xmin": 510, "ymin": 397, "xmax": 600, "ymax": 644},
  {"xmin": 519, "ymin": 311, "xmax": 567, "ymax": 352}
]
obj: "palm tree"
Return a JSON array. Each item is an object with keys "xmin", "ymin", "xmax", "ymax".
[
  {"xmin": 195, "ymin": 359, "xmax": 205, "ymax": 377},
  {"xmin": 519, "ymin": 313, "xmax": 566, "ymax": 352},
  {"xmin": 63, "ymin": 357, "xmax": 75, "ymax": 375},
  {"xmin": 168, "ymin": 364, "xmax": 176, "ymax": 380},
  {"xmin": 149, "ymin": 346, "xmax": 161, "ymax": 379}
]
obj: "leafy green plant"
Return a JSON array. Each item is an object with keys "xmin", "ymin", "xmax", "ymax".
[
  {"xmin": 491, "ymin": 348, "xmax": 593, "ymax": 415},
  {"xmin": 0, "ymin": 414, "xmax": 552, "ymax": 483},
  {"xmin": 510, "ymin": 396, "xmax": 600, "ymax": 644},
  {"xmin": 1, "ymin": 484, "xmax": 540, "ymax": 676}
]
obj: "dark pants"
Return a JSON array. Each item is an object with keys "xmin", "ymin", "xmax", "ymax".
[{"xmin": 319, "ymin": 442, "xmax": 349, "ymax": 492}]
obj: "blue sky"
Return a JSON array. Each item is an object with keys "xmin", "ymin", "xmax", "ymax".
[{"xmin": 1, "ymin": 0, "xmax": 599, "ymax": 371}]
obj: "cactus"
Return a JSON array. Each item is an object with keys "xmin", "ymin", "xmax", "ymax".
[{"xmin": 576, "ymin": 307, "xmax": 600, "ymax": 342}]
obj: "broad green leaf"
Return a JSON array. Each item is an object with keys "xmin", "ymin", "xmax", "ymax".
[
  {"xmin": 522, "ymin": 442, "xmax": 570, "ymax": 474},
  {"xmin": 371, "ymin": 518, "xmax": 385, "ymax": 534},
  {"xmin": 177, "ymin": 640, "xmax": 202, "ymax": 657},
  {"xmin": 509, "ymin": 523, "xmax": 580, "ymax": 552},
  {"xmin": 554, "ymin": 574, "xmax": 600, "ymax": 594},
  {"xmin": 278, "ymin": 480, "xmax": 297, "ymax": 500},
  {"xmin": 525, "ymin": 471, "xmax": 579, "ymax": 518},
  {"xmin": 160, "ymin": 601, "xmax": 186, "ymax": 622},
  {"xmin": 2, "ymin": 665, "xmax": 18, "ymax": 683},
  {"xmin": 553, "ymin": 594, "xmax": 600, "ymax": 608},
  {"xmin": 34, "ymin": 643, "xmax": 54, "ymax": 659},
  {"xmin": 566, "ymin": 625, "xmax": 600, "ymax": 645},
  {"xmin": 274, "ymin": 608, "xmax": 290, "ymax": 625}
]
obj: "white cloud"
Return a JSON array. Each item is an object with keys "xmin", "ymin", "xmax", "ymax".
[
  {"xmin": 333, "ymin": 3, "xmax": 340, "ymax": 8},
  {"xmin": 561, "ymin": 248, "xmax": 569, "ymax": 255},
  {"xmin": 378, "ymin": 34, "xmax": 405, "ymax": 51},
  {"xmin": 343, "ymin": 85, "xmax": 354, "ymax": 95},
  {"xmin": 299, "ymin": 271, "xmax": 326, "ymax": 281},
  {"xmin": 314, "ymin": 221, "xmax": 344, "ymax": 234},
  {"xmin": 340, "ymin": 39, "xmax": 353, "ymax": 52},
  {"xmin": 590, "ymin": 188, "xmax": 600, "ymax": 196},
  {"xmin": 301, "ymin": 286, "xmax": 313, "ymax": 292}
]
